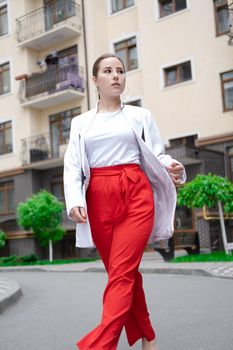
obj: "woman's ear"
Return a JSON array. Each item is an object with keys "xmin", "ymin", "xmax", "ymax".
[{"xmin": 92, "ymin": 75, "xmax": 98, "ymax": 88}]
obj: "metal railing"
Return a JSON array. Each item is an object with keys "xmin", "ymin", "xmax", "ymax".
[
  {"xmin": 19, "ymin": 63, "xmax": 85, "ymax": 102},
  {"xmin": 21, "ymin": 132, "xmax": 68, "ymax": 166},
  {"xmin": 16, "ymin": 0, "xmax": 81, "ymax": 43}
]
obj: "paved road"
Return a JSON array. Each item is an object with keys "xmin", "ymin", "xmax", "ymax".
[{"xmin": 0, "ymin": 271, "xmax": 232, "ymax": 350}]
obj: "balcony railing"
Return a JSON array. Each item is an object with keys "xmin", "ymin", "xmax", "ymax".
[
  {"xmin": 18, "ymin": 63, "xmax": 85, "ymax": 108},
  {"xmin": 16, "ymin": 0, "xmax": 81, "ymax": 48},
  {"xmin": 21, "ymin": 132, "xmax": 68, "ymax": 167}
]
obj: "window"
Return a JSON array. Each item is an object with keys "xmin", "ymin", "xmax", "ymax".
[
  {"xmin": 221, "ymin": 70, "xmax": 233, "ymax": 111},
  {"xmin": 227, "ymin": 146, "xmax": 233, "ymax": 181},
  {"xmin": 49, "ymin": 106, "xmax": 81, "ymax": 157},
  {"xmin": 111, "ymin": 0, "xmax": 134, "ymax": 14},
  {"xmin": 57, "ymin": 45, "xmax": 77, "ymax": 70},
  {"xmin": 164, "ymin": 61, "xmax": 192, "ymax": 87},
  {"xmin": 175, "ymin": 206, "xmax": 193, "ymax": 230},
  {"xmin": 114, "ymin": 36, "xmax": 138, "ymax": 71},
  {"xmin": 0, "ymin": 3, "xmax": 8, "ymax": 36},
  {"xmin": 0, "ymin": 181, "xmax": 14, "ymax": 215},
  {"xmin": 158, "ymin": 0, "xmax": 187, "ymax": 18},
  {"xmin": 51, "ymin": 174, "xmax": 64, "ymax": 202},
  {"xmin": 214, "ymin": 0, "xmax": 229, "ymax": 35},
  {"xmin": 0, "ymin": 120, "xmax": 12, "ymax": 155},
  {"xmin": 0, "ymin": 62, "xmax": 10, "ymax": 95},
  {"xmin": 44, "ymin": 0, "xmax": 76, "ymax": 30}
]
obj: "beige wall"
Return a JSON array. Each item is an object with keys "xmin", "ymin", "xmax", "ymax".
[
  {"xmin": 0, "ymin": 0, "xmax": 85, "ymax": 172},
  {"xmin": 0, "ymin": 0, "xmax": 232, "ymax": 173},
  {"xmin": 85, "ymin": 0, "xmax": 232, "ymax": 144}
]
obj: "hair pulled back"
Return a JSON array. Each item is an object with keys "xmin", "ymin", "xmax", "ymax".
[{"xmin": 92, "ymin": 53, "xmax": 125, "ymax": 77}]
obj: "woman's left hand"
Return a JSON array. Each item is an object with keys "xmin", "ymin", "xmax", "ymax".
[{"xmin": 165, "ymin": 162, "xmax": 184, "ymax": 185}]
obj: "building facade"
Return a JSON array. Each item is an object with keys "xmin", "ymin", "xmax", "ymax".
[{"xmin": 0, "ymin": 0, "xmax": 232, "ymax": 258}]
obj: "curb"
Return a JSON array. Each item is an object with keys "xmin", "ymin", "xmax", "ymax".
[
  {"xmin": 75, "ymin": 266, "xmax": 230, "ymax": 279},
  {"xmin": 84, "ymin": 266, "xmax": 213, "ymax": 277},
  {"xmin": 1, "ymin": 262, "xmax": 233, "ymax": 280},
  {"xmin": 0, "ymin": 278, "xmax": 22, "ymax": 314}
]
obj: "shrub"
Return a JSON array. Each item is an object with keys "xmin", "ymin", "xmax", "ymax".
[{"xmin": 20, "ymin": 254, "xmax": 38, "ymax": 263}]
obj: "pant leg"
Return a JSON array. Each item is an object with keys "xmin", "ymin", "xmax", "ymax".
[
  {"xmin": 125, "ymin": 272, "xmax": 155, "ymax": 346},
  {"xmin": 84, "ymin": 225, "xmax": 155, "ymax": 347},
  {"xmin": 77, "ymin": 166, "xmax": 155, "ymax": 350},
  {"xmin": 104, "ymin": 187, "xmax": 155, "ymax": 348}
]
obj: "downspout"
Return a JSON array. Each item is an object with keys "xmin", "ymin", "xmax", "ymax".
[{"xmin": 81, "ymin": 0, "xmax": 90, "ymax": 110}]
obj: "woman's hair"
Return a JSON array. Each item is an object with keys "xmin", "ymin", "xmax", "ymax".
[{"xmin": 92, "ymin": 53, "xmax": 125, "ymax": 77}]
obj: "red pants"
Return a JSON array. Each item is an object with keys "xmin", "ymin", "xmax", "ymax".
[{"xmin": 77, "ymin": 164, "xmax": 156, "ymax": 350}]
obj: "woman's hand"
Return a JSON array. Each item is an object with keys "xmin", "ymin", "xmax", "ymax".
[
  {"xmin": 70, "ymin": 206, "xmax": 87, "ymax": 224},
  {"xmin": 165, "ymin": 162, "xmax": 184, "ymax": 185}
]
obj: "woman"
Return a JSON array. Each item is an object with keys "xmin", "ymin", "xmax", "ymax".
[{"xmin": 64, "ymin": 53, "xmax": 186, "ymax": 350}]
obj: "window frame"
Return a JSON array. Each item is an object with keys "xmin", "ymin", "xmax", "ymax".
[
  {"xmin": 175, "ymin": 205, "xmax": 195, "ymax": 231},
  {"xmin": 226, "ymin": 146, "xmax": 233, "ymax": 181},
  {"xmin": 108, "ymin": 0, "xmax": 136, "ymax": 16},
  {"xmin": 112, "ymin": 33, "xmax": 139, "ymax": 72},
  {"xmin": 161, "ymin": 57, "xmax": 194, "ymax": 89},
  {"xmin": 49, "ymin": 106, "xmax": 81, "ymax": 147},
  {"xmin": 0, "ymin": 60, "xmax": 11, "ymax": 95},
  {"xmin": 156, "ymin": 0, "xmax": 189, "ymax": 20},
  {"xmin": 51, "ymin": 174, "xmax": 65, "ymax": 202},
  {"xmin": 0, "ymin": 181, "xmax": 14, "ymax": 215},
  {"xmin": 220, "ymin": 70, "xmax": 233, "ymax": 112},
  {"xmin": 213, "ymin": 0, "xmax": 230, "ymax": 36},
  {"xmin": 0, "ymin": 0, "xmax": 9, "ymax": 38},
  {"xmin": 0, "ymin": 119, "xmax": 13, "ymax": 156}
]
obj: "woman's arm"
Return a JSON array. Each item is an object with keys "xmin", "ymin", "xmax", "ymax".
[
  {"xmin": 63, "ymin": 118, "xmax": 86, "ymax": 218},
  {"xmin": 145, "ymin": 110, "xmax": 186, "ymax": 184}
]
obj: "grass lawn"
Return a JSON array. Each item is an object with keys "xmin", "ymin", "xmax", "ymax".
[
  {"xmin": 0, "ymin": 257, "xmax": 98, "ymax": 267},
  {"xmin": 170, "ymin": 251, "xmax": 233, "ymax": 263}
]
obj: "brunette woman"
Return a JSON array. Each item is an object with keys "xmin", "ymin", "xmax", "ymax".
[{"xmin": 64, "ymin": 53, "xmax": 186, "ymax": 350}]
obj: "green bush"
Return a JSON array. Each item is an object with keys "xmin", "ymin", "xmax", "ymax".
[
  {"xmin": 0, "ymin": 229, "xmax": 6, "ymax": 248},
  {"xmin": 0, "ymin": 254, "xmax": 39, "ymax": 265},
  {"xmin": 0, "ymin": 255, "xmax": 98, "ymax": 266},
  {"xmin": 20, "ymin": 254, "xmax": 38, "ymax": 263},
  {"xmin": 177, "ymin": 173, "xmax": 233, "ymax": 213},
  {"xmin": 0, "ymin": 255, "xmax": 18, "ymax": 264}
]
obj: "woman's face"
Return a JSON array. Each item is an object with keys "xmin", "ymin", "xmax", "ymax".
[{"xmin": 93, "ymin": 57, "xmax": 126, "ymax": 99}]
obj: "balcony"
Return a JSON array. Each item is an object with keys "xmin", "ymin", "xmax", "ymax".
[
  {"xmin": 18, "ymin": 64, "xmax": 85, "ymax": 109},
  {"xmin": 21, "ymin": 132, "xmax": 68, "ymax": 170},
  {"xmin": 16, "ymin": 0, "xmax": 82, "ymax": 50}
]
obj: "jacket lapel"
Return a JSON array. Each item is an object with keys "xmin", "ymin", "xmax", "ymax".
[{"xmin": 79, "ymin": 109, "xmax": 97, "ymax": 184}]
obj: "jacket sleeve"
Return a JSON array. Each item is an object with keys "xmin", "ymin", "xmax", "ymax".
[
  {"xmin": 63, "ymin": 118, "xmax": 84, "ymax": 217},
  {"xmin": 145, "ymin": 110, "xmax": 186, "ymax": 184}
]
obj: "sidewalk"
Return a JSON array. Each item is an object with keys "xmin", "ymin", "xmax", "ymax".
[
  {"xmin": 1, "ymin": 251, "xmax": 233, "ymax": 278},
  {"xmin": 0, "ymin": 251, "xmax": 233, "ymax": 313},
  {"xmin": 0, "ymin": 277, "xmax": 22, "ymax": 313}
]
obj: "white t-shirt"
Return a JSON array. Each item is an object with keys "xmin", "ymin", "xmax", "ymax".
[{"xmin": 84, "ymin": 110, "xmax": 140, "ymax": 168}]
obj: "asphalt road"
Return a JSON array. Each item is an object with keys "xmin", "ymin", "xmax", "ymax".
[{"xmin": 0, "ymin": 271, "xmax": 232, "ymax": 350}]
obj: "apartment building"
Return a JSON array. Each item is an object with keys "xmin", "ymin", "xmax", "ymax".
[{"xmin": 0, "ymin": 0, "xmax": 232, "ymax": 258}]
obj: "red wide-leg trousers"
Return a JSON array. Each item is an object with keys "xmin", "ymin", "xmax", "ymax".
[{"xmin": 77, "ymin": 164, "xmax": 156, "ymax": 350}]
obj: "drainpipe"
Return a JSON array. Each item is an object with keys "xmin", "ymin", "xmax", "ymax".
[{"xmin": 81, "ymin": 0, "xmax": 90, "ymax": 110}]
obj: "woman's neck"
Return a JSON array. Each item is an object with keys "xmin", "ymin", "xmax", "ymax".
[{"xmin": 97, "ymin": 98, "xmax": 121, "ymax": 112}]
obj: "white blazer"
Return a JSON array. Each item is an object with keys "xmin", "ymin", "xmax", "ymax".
[{"xmin": 63, "ymin": 104, "xmax": 186, "ymax": 247}]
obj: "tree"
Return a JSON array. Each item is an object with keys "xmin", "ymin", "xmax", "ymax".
[
  {"xmin": 17, "ymin": 190, "xmax": 65, "ymax": 262},
  {"xmin": 0, "ymin": 229, "xmax": 6, "ymax": 249},
  {"xmin": 177, "ymin": 173, "xmax": 233, "ymax": 255}
]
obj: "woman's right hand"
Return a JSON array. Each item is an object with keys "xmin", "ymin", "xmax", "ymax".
[{"xmin": 70, "ymin": 206, "xmax": 87, "ymax": 224}]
